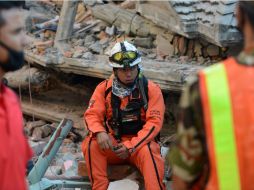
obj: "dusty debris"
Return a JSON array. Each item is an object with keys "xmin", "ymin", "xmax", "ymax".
[
  {"xmin": 207, "ymin": 44, "xmax": 220, "ymax": 57},
  {"xmin": 108, "ymin": 179, "xmax": 139, "ymax": 190},
  {"xmin": 25, "ymin": 120, "xmax": 46, "ymax": 135},
  {"xmin": 31, "ymin": 127, "xmax": 44, "ymax": 141},
  {"xmin": 178, "ymin": 37, "xmax": 188, "ymax": 56},
  {"xmin": 20, "ymin": 2, "xmax": 243, "ymax": 189},
  {"xmin": 134, "ymin": 37, "xmax": 153, "ymax": 49},
  {"xmin": 72, "ymin": 50, "xmax": 84, "ymax": 58},
  {"xmin": 29, "ymin": 140, "xmax": 47, "ymax": 156},
  {"xmin": 156, "ymin": 34, "xmax": 174, "ymax": 58},
  {"xmin": 120, "ymin": 0, "xmax": 136, "ymax": 9},
  {"xmin": 194, "ymin": 41, "xmax": 203, "ymax": 57},
  {"xmin": 4, "ymin": 65, "xmax": 49, "ymax": 91},
  {"xmin": 35, "ymin": 15, "xmax": 59, "ymax": 30},
  {"xmin": 105, "ymin": 25, "xmax": 116, "ymax": 36},
  {"xmin": 82, "ymin": 51, "xmax": 95, "ymax": 60},
  {"xmin": 89, "ymin": 41, "xmax": 103, "ymax": 54},
  {"xmin": 34, "ymin": 40, "xmax": 54, "ymax": 54}
]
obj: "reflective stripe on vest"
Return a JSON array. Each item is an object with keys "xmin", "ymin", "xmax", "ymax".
[{"xmin": 203, "ymin": 63, "xmax": 241, "ymax": 190}]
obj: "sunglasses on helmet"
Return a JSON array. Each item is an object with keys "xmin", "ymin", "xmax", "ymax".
[{"xmin": 109, "ymin": 51, "xmax": 140, "ymax": 64}]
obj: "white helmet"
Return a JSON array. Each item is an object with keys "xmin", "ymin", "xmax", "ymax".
[{"xmin": 109, "ymin": 41, "xmax": 141, "ymax": 68}]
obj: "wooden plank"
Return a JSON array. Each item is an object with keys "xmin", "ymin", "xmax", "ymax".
[
  {"xmin": 4, "ymin": 65, "xmax": 48, "ymax": 90},
  {"xmin": 25, "ymin": 51, "xmax": 203, "ymax": 92},
  {"xmin": 55, "ymin": 0, "xmax": 79, "ymax": 42},
  {"xmin": 21, "ymin": 99, "xmax": 84, "ymax": 129},
  {"xmin": 91, "ymin": 4, "xmax": 162, "ymax": 37},
  {"xmin": 54, "ymin": 0, "xmax": 79, "ymax": 54}
]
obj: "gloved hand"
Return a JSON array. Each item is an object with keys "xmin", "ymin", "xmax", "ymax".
[{"xmin": 96, "ymin": 131, "xmax": 113, "ymax": 150}]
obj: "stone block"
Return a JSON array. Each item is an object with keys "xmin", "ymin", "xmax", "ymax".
[
  {"xmin": 156, "ymin": 34, "xmax": 174, "ymax": 58},
  {"xmin": 134, "ymin": 37, "xmax": 153, "ymax": 49},
  {"xmin": 26, "ymin": 120, "xmax": 46, "ymax": 135},
  {"xmin": 207, "ymin": 44, "xmax": 220, "ymax": 57},
  {"xmin": 29, "ymin": 140, "xmax": 47, "ymax": 156},
  {"xmin": 105, "ymin": 25, "xmax": 116, "ymax": 36}
]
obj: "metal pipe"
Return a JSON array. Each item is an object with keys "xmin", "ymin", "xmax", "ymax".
[{"xmin": 28, "ymin": 119, "xmax": 73, "ymax": 185}]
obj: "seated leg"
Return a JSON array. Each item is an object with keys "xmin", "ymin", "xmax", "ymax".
[
  {"xmin": 129, "ymin": 141, "xmax": 165, "ymax": 190},
  {"xmin": 81, "ymin": 136, "xmax": 125, "ymax": 190}
]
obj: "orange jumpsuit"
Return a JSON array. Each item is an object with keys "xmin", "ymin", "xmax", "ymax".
[{"xmin": 82, "ymin": 77, "xmax": 165, "ymax": 190}]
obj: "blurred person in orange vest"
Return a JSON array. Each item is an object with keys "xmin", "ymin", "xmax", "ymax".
[
  {"xmin": 168, "ymin": 1, "xmax": 254, "ymax": 190},
  {"xmin": 82, "ymin": 41, "xmax": 166, "ymax": 190},
  {"xmin": 0, "ymin": 1, "xmax": 33, "ymax": 190}
]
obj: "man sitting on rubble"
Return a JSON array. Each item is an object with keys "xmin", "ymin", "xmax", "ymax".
[
  {"xmin": 0, "ymin": 1, "xmax": 33, "ymax": 190},
  {"xmin": 82, "ymin": 41, "xmax": 165, "ymax": 190}
]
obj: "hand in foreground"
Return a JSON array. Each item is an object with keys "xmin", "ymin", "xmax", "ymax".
[
  {"xmin": 96, "ymin": 132, "xmax": 113, "ymax": 150},
  {"xmin": 114, "ymin": 143, "xmax": 129, "ymax": 159}
]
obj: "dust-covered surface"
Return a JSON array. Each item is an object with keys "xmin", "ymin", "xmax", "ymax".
[{"xmin": 11, "ymin": 1, "xmax": 243, "ymax": 189}]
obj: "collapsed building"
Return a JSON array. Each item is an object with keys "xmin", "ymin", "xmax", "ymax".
[{"xmin": 5, "ymin": 0, "xmax": 241, "ymax": 189}]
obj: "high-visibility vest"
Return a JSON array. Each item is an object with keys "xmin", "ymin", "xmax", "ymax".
[{"xmin": 199, "ymin": 57, "xmax": 254, "ymax": 190}]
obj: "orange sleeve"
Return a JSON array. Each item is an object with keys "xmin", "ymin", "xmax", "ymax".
[
  {"xmin": 84, "ymin": 80, "xmax": 107, "ymax": 134},
  {"xmin": 123, "ymin": 81, "xmax": 165, "ymax": 153}
]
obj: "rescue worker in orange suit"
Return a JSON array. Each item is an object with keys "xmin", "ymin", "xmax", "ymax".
[
  {"xmin": 82, "ymin": 41, "xmax": 165, "ymax": 190},
  {"xmin": 0, "ymin": 1, "xmax": 33, "ymax": 190},
  {"xmin": 169, "ymin": 1, "xmax": 254, "ymax": 190}
]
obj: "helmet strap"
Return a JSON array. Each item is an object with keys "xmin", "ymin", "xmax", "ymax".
[{"xmin": 120, "ymin": 42, "xmax": 127, "ymax": 52}]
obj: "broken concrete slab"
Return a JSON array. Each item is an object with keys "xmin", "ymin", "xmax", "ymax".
[
  {"xmin": 45, "ymin": 165, "xmax": 63, "ymax": 177},
  {"xmin": 26, "ymin": 120, "xmax": 47, "ymax": 135},
  {"xmin": 97, "ymin": 30, "xmax": 108, "ymax": 40},
  {"xmin": 31, "ymin": 127, "xmax": 43, "ymax": 141},
  {"xmin": 91, "ymin": 4, "xmax": 169, "ymax": 37},
  {"xmin": 84, "ymin": 34, "xmax": 96, "ymax": 47},
  {"xmin": 29, "ymin": 140, "xmax": 47, "ymax": 156},
  {"xmin": 25, "ymin": 51, "xmax": 204, "ymax": 91},
  {"xmin": 137, "ymin": 1, "xmax": 241, "ymax": 47},
  {"xmin": 73, "ymin": 39, "xmax": 85, "ymax": 46},
  {"xmin": 41, "ymin": 124, "xmax": 53, "ymax": 138},
  {"xmin": 134, "ymin": 37, "xmax": 153, "ymax": 49},
  {"xmin": 207, "ymin": 44, "xmax": 220, "ymax": 57},
  {"xmin": 21, "ymin": 98, "xmax": 85, "ymax": 129},
  {"xmin": 72, "ymin": 50, "xmax": 84, "ymax": 58},
  {"xmin": 147, "ymin": 53, "xmax": 157, "ymax": 59},
  {"xmin": 105, "ymin": 25, "xmax": 116, "ymax": 36},
  {"xmin": 62, "ymin": 159, "xmax": 78, "ymax": 177},
  {"xmin": 120, "ymin": 0, "xmax": 136, "ymax": 9},
  {"xmin": 82, "ymin": 51, "xmax": 95, "ymax": 60},
  {"xmin": 156, "ymin": 34, "xmax": 174, "ymax": 58},
  {"xmin": 89, "ymin": 41, "xmax": 103, "ymax": 54}
]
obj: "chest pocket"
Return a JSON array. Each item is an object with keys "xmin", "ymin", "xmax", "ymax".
[{"xmin": 120, "ymin": 92, "xmax": 144, "ymax": 135}]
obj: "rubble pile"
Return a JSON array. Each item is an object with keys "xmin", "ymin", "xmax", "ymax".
[
  {"xmin": 4, "ymin": 1, "xmax": 242, "ymax": 189},
  {"xmin": 24, "ymin": 117, "xmax": 148, "ymax": 189},
  {"xmin": 26, "ymin": 1, "xmax": 227, "ymax": 65},
  {"xmin": 25, "ymin": 118, "xmax": 84, "ymax": 180}
]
